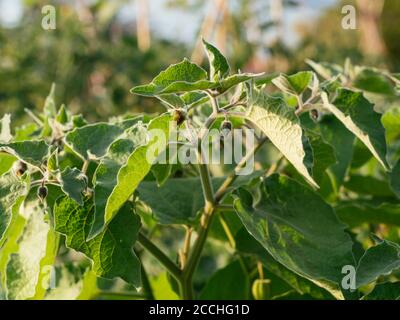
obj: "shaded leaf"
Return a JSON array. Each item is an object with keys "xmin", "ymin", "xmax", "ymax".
[
  {"xmin": 233, "ymin": 174, "xmax": 355, "ymax": 298},
  {"xmin": 335, "ymin": 202, "xmax": 400, "ymax": 227},
  {"xmin": 59, "ymin": 167, "xmax": 87, "ymax": 205},
  {"xmin": 356, "ymin": 239, "xmax": 400, "ymax": 288},
  {"xmin": 54, "ymin": 196, "xmax": 142, "ymax": 287},
  {"xmin": 322, "ymin": 89, "xmax": 389, "ymax": 170},
  {"xmin": 389, "ymin": 160, "xmax": 400, "ymax": 198},
  {"xmin": 199, "ymin": 260, "xmax": 250, "ymax": 300},
  {"xmin": 363, "ymin": 282, "xmax": 400, "ymax": 300}
]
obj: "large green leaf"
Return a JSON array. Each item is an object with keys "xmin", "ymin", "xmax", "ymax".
[
  {"xmin": 233, "ymin": 174, "xmax": 355, "ymax": 298},
  {"xmin": 336, "ymin": 201, "xmax": 400, "ymax": 227},
  {"xmin": 65, "ymin": 123, "xmax": 124, "ymax": 160},
  {"xmin": 90, "ymin": 125, "xmax": 147, "ymax": 239},
  {"xmin": 59, "ymin": 167, "xmax": 87, "ymax": 206},
  {"xmin": 322, "ymin": 89, "xmax": 389, "ymax": 170},
  {"xmin": 235, "ymin": 228, "xmax": 334, "ymax": 299},
  {"xmin": 199, "ymin": 260, "xmax": 250, "ymax": 300},
  {"xmin": 0, "ymin": 171, "xmax": 27, "ymax": 243},
  {"xmin": 5, "ymin": 198, "xmax": 55, "ymax": 300},
  {"xmin": 356, "ymin": 238, "xmax": 400, "ymax": 288},
  {"xmin": 202, "ymin": 39, "xmax": 230, "ymax": 81},
  {"xmin": 363, "ymin": 282, "xmax": 400, "ymax": 300},
  {"xmin": 0, "ymin": 141, "xmax": 49, "ymax": 168},
  {"xmin": 272, "ymin": 71, "xmax": 313, "ymax": 96},
  {"xmin": 246, "ymin": 89, "xmax": 317, "ymax": 187},
  {"xmin": 104, "ymin": 114, "xmax": 172, "ymax": 231},
  {"xmin": 54, "ymin": 196, "xmax": 142, "ymax": 287}
]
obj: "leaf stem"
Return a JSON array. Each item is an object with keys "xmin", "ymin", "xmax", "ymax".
[{"xmin": 137, "ymin": 232, "xmax": 182, "ymax": 282}]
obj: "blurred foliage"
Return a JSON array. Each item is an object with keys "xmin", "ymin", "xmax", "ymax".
[{"xmin": 0, "ymin": 0, "xmax": 185, "ymax": 123}]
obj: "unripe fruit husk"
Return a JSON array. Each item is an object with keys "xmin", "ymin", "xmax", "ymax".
[{"xmin": 252, "ymin": 279, "xmax": 271, "ymax": 300}]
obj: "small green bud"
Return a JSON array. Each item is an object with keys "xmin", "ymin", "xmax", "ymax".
[{"xmin": 252, "ymin": 279, "xmax": 271, "ymax": 300}]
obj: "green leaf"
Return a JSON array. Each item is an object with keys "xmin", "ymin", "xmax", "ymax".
[
  {"xmin": 218, "ymin": 73, "xmax": 263, "ymax": 93},
  {"xmin": 55, "ymin": 104, "xmax": 69, "ymax": 124},
  {"xmin": 353, "ymin": 68, "xmax": 397, "ymax": 95},
  {"xmin": 202, "ymin": 39, "xmax": 230, "ymax": 81},
  {"xmin": 137, "ymin": 178, "xmax": 207, "ymax": 225},
  {"xmin": 335, "ymin": 202, "xmax": 400, "ymax": 227},
  {"xmin": 104, "ymin": 114, "xmax": 172, "ymax": 232},
  {"xmin": 131, "ymin": 58, "xmax": 211, "ymax": 96},
  {"xmin": 65, "ymin": 123, "xmax": 124, "ymax": 160},
  {"xmin": 54, "ymin": 196, "xmax": 142, "ymax": 287},
  {"xmin": 0, "ymin": 141, "xmax": 49, "ymax": 168},
  {"xmin": 272, "ymin": 71, "xmax": 313, "ymax": 96},
  {"xmin": 0, "ymin": 153, "xmax": 16, "ymax": 176},
  {"xmin": 306, "ymin": 130, "xmax": 336, "ymax": 184},
  {"xmin": 199, "ymin": 260, "xmax": 250, "ymax": 300},
  {"xmin": 5, "ymin": 198, "xmax": 54, "ymax": 300},
  {"xmin": 356, "ymin": 238, "xmax": 400, "ymax": 288},
  {"xmin": 390, "ymin": 160, "xmax": 400, "ymax": 198},
  {"xmin": 322, "ymin": 89, "xmax": 389, "ymax": 171},
  {"xmin": 0, "ymin": 171, "xmax": 27, "ymax": 244},
  {"xmin": 235, "ymin": 228, "xmax": 334, "ymax": 299},
  {"xmin": 246, "ymin": 89, "xmax": 317, "ymax": 187},
  {"xmin": 59, "ymin": 167, "xmax": 87, "ymax": 205},
  {"xmin": 90, "ymin": 131, "xmax": 145, "ymax": 239},
  {"xmin": 233, "ymin": 174, "xmax": 355, "ymax": 298},
  {"xmin": 43, "ymin": 83, "xmax": 57, "ymax": 118},
  {"xmin": 363, "ymin": 282, "xmax": 400, "ymax": 300},
  {"xmin": 344, "ymin": 175, "xmax": 395, "ymax": 198},
  {"xmin": 306, "ymin": 60, "xmax": 343, "ymax": 80}
]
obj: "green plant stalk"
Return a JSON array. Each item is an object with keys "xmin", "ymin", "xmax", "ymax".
[
  {"xmin": 137, "ymin": 232, "xmax": 182, "ymax": 282},
  {"xmin": 182, "ymin": 130, "xmax": 269, "ymax": 299}
]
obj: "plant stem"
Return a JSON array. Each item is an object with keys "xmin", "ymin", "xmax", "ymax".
[
  {"xmin": 137, "ymin": 232, "xmax": 182, "ymax": 282},
  {"xmin": 140, "ymin": 263, "xmax": 155, "ymax": 300},
  {"xmin": 179, "ymin": 226, "xmax": 193, "ymax": 269}
]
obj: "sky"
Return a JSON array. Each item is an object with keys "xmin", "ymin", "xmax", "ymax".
[{"xmin": 0, "ymin": 0, "xmax": 338, "ymax": 45}]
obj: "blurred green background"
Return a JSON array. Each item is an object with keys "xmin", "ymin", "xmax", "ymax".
[{"xmin": 1, "ymin": 0, "xmax": 399, "ymax": 123}]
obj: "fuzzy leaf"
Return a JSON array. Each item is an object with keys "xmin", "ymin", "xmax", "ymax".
[
  {"xmin": 54, "ymin": 196, "xmax": 142, "ymax": 287},
  {"xmin": 65, "ymin": 123, "xmax": 124, "ymax": 160},
  {"xmin": 202, "ymin": 39, "xmax": 230, "ymax": 81},
  {"xmin": 246, "ymin": 89, "xmax": 317, "ymax": 187},
  {"xmin": 272, "ymin": 71, "xmax": 313, "ymax": 95},
  {"xmin": 59, "ymin": 167, "xmax": 87, "ymax": 205},
  {"xmin": 104, "ymin": 114, "xmax": 172, "ymax": 234},
  {"xmin": 233, "ymin": 174, "xmax": 355, "ymax": 298},
  {"xmin": 322, "ymin": 89, "xmax": 389, "ymax": 170},
  {"xmin": 0, "ymin": 141, "xmax": 49, "ymax": 168},
  {"xmin": 356, "ymin": 239, "xmax": 400, "ymax": 288}
]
